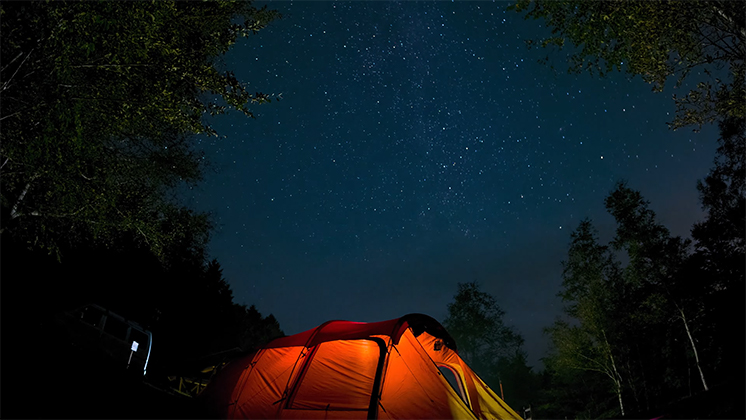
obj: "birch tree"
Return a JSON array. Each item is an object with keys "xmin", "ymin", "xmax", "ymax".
[
  {"xmin": 691, "ymin": 116, "xmax": 745, "ymax": 387},
  {"xmin": 605, "ymin": 182, "xmax": 709, "ymax": 392},
  {"xmin": 549, "ymin": 219, "xmax": 630, "ymax": 416}
]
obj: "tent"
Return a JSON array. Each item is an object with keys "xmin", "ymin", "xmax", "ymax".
[{"xmin": 199, "ymin": 313, "xmax": 522, "ymax": 419}]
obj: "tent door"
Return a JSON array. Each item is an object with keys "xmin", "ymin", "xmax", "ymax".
[{"xmin": 285, "ymin": 338, "xmax": 387, "ymax": 419}]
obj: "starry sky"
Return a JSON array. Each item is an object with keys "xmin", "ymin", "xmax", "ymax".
[{"xmin": 187, "ymin": 1, "xmax": 718, "ymax": 368}]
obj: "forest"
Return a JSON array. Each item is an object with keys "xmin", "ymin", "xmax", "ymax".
[{"xmin": 1, "ymin": 1, "xmax": 743, "ymax": 418}]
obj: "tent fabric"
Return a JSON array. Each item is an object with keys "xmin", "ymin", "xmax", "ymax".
[
  {"xmin": 262, "ymin": 314, "xmax": 457, "ymax": 351},
  {"xmin": 200, "ymin": 314, "xmax": 522, "ymax": 420},
  {"xmin": 291, "ymin": 340, "xmax": 379, "ymax": 410},
  {"xmin": 377, "ymin": 328, "xmax": 476, "ymax": 420}
]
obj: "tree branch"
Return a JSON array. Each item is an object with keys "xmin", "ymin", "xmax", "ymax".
[
  {"xmin": 9, "ymin": 178, "xmax": 34, "ymax": 219},
  {"xmin": 710, "ymin": 3, "xmax": 746, "ymax": 41},
  {"xmin": 0, "ymin": 111, "xmax": 21, "ymax": 122},
  {"xmin": 70, "ymin": 64, "xmax": 151, "ymax": 69},
  {"xmin": 1, "ymin": 48, "xmax": 34, "ymax": 93},
  {"xmin": 1, "ymin": 52, "xmax": 24, "ymax": 73},
  {"xmin": 14, "ymin": 205, "xmax": 89, "ymax": 219}
]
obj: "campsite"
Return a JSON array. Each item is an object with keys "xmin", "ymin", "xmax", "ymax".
[
  {"xmin": 1, "ymin": 1, "xmax": 744, "ymax": 418},
  {"xmin": 2, "ymin": 292, "xmax": 742, "ymax": 419},
  {"xmin": 199, "ymin": 314, "xmax": 522, "ymax": 419}
]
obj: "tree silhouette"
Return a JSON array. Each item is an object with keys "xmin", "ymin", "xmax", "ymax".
[
  {"xmin": 444, "ymin": 282, "xmax": 535, "ymax": 409},
  {"xmin": 0, "ymin": 1, "xmax": 279, "ymax": 258},
  {"xmin": 511, "ymin": 0, "xmax": 745, "ymax": 131}
]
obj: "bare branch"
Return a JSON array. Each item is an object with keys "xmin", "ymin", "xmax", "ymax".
[
  {"xmin": 0, "ymin": 52, "xmax": 24, "ymax": 73},
  {"xmin": 710, "ymin": 3, "xmax": 746, "ymax": 41},
  {"xmin": 1, "ymin": 48, "xmax": 34, "ymax": 93},
  {"xmin": 10, "ymin": 180, "xmax": 33, "ymax": 219},
  {"xmin": 14, "ymin": 204, "xmax": 89, "ymax": 219},
  {"xmin": 0, "ymin": 111, "xmax": 21, "ymax": 122},
  {"xmin": 70, "ymin": 64, "xmax": 151, "ymax": 69}
]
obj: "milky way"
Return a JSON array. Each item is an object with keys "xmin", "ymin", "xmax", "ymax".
[{"xmin": 188, "ymin": 1, "xmax": 717, "ymax": 367}]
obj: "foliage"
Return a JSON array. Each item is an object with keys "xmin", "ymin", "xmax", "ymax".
[
  {"xmin": 0, "ymin": 1, "xmax": 279, "ymax": 258},
  {"xmin": 543, "ymin": 182, "xmax": 731, "ymax": 418},
  {"xmin": 606, "ymin": 183, "xmax": 713, "ymax": 400},
  {"xmin": 533, "ymin": 355, "xmax": 618, "ymax": 419},
  {"xmin": 691, "ymin": 116, "xmax": 746, "ymax": 389},
  {"xmin": 547, "ymin": 219, "xmax": 629, "ymax": 416},
  {"xmin": 510, "ymin": 3, "xmax": 745, "ymax": 415},
  {"xmin": 692, "ymin": 116, "xmax": 745, "ymax": 279},
  {"xmin": 510, "ymin": 0, "xmax": 745, "ymax": 131},
  {"xmin": 445, "ymin": 282, "xmax": 524, "ymax": 367},
  {"xmin": 232, "ymin": 304, "xmax": 284, "ymax": 352},
  {"xmin": 153, "ymin": 256, "xmax": 284, "ymax": 373},
  {"xmin": 444, "ymin": 282, "xmax": 536, "ymax": 410},
  {"xmin": 1, "ymin": 232, "xmax": 284, "ymax": 380}
]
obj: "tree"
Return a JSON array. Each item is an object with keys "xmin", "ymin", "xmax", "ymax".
[
  {"xmin": 692, "ymin": 116, "xmax": 745, "ymax": 282},
  {"xmin": 444, "ymin": 282, "xmax": 524, "ymax": 369},
  {"xmin": 0, "ymin": 1, "xmax": 279, "ymax": 258},
  {"xmin": 233, "ymin": 304, "xmax": 284, "ymax": 351},
  {"xmin": 605, "ymin": 182, "xmax": 709, "ymax": 393},
  {"xmin": 443, "ymin": 282, "xmax": 531, "ymax": 407},
  {"xmin": 535, "ymin": 352, "xmax": 618, "ymax": 419},
  {"xmin": 510, "ymin": 0, "xmax": 745, "ymax": 131},
  {"xmin": 548, "ymin": 219, "xmax": 629, "ymax": 416},
  {"xmin": 509, "ymin": 1, "xmax": 745, "ymax": 408},
  {"xmin": 549, "ymin": 181, "xmax": 742, "ymax": 417},
  {"xmin": 1, "ymin": 230, "xmax": 285, "ymax": 417},
  {"xmin": 691, "ymin": 116, "xmax": 745, "ymax": 389}
]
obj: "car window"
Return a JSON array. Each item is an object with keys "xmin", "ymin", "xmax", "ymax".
[
  {"xmin": 103, "ymin": 316, "xmax": 129, "ymax": 341},
  {"xmin": 79, "ymin": 306, "xmax": 105, "ymax": 328}
]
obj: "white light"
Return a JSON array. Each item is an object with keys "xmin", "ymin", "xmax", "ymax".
[
  {"xmin": 131, "ymin": 341, "xmax": 139, "ymax": 352},
  {"xmin": 143, "ymin": 334, "xmax": 152, "ymax": 376}
]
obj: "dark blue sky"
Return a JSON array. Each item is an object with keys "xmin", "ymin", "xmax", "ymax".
[{"xmin": 187, "ymin": 1, "xmax": 717, "ymax": 368}]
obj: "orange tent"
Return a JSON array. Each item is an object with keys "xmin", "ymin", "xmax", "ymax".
[{"xmin": 199, "ymin": 314, "xmax": 522, "ymax": 419}]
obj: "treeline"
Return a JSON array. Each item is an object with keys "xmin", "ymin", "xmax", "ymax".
[
  {"xmin": 1, "ymin": 234, "xmax": 284, "ymax": 375},
  {"xmin": 541, "ymin": 164, "xmax": 744, "ymax": 418},
  {"xmin": 536, "ymin": 116, "xmax": 744, "ymax": 419},
  {"xmin": 444, "ymin": 132, "xmax": 744, "ymax": 417},
  {"xmin": 0, "ymin": 0, "xmax": 284, "ymax": 391},
  {"xmin": 442, "ymin": 109, "xmax": 743, "ymax": 420},
  {"xmin": 443, "ymin": 282, "xmax": 539, "ymax": 414},
  {"xmin": 512, "ymin": 1, "xmax": 745, "ymax": 417},
  {"xmin": 1, "ymin": 1, "xmax": 743, "ymax": 418},
  {"xmin": 447, "ymin": 2, "xmax": 745, "ymax": 418}
]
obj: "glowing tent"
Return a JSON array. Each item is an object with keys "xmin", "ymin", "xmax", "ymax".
[{"xmin": 199, "ymin": 314, "xmax": 522, "ymax": 419}]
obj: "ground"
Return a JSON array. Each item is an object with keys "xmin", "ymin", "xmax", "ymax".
[{"xmin": 1, "ymin": 311, "xmax": 208, "ymax": 419}]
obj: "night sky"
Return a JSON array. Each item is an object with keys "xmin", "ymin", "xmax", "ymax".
[{"xmin": 187, "ymin": 1, "xmax": 717, "ymax": 368}]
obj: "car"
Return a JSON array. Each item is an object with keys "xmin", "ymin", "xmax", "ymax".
[{"xmin": 55, "ymin": 304, "xmax": 153, "ymax": 376}]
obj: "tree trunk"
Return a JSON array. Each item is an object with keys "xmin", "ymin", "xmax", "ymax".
[
  {"xmin": 603, "ymin": 330, "xmax": 625, "ymax": 416},
  {"xmin": 626, "ymin": 360, "xmax": 641, "ymax": 411},
  {"xmin": 615, "ymin": 380, "xmax": 625, "ymax": 418},
  {"xmin": 635, "ymin": 344, "xmax": 650, "ymax": 411},
  {"xmin": 679, "ymin": 307, "xmax": 709, "ymax": 391},
  {"xmin": 10, "ymin": 181, "xmax": 32, "ymax": 219}
]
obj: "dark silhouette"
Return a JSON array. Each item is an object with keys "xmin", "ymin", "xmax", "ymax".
[{"xmin": 1, "ymin": 233, "xmax": 283, "ymax": 419}]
